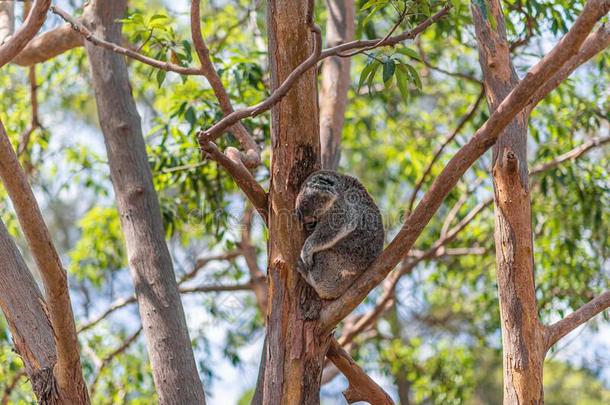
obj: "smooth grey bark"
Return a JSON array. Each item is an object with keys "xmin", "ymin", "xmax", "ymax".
[
  {"xmin": 0, "ymin": 220, "xmax": 59, "ymax": 404},
  {"xmin": 82, "ymin": 1, "xmax": 206, "ymax": 403}
]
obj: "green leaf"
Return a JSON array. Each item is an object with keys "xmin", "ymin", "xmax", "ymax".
[
  {"xmin": 383, "ymin": 59, "xmax": 396, "ymax": 83},
  {"xmin": 361, "ymin": 0, "xmax": 389, "ymax": 10},
  {"xmin": 367, "ymin": 62, "xmax": 381, "ymax": 94},
  {"xmin": 405, "ymin": 64, "xmax": 422, "ymax": 90},
  {"xmin": 149, "ymin": 14, "xmax": 168, "ymax": 22},
  {"xmin": 362, "ymin": 4, "xmax": 385, "ymax": 27},
  {"xmin": 185, "ymin": 106, "xmax": 197, "ymax": 127},
  {"xmin": 358, "ymin": 60, "xmax": 379, "ymax": 92},
  {"xmin": 156, "ymin": 69, "xmax": 166, "ymax": 87},
  {"xmin": 396, "ymin": 47, "xmax": 422, "ymax": 61},
  {"xmin": 396, "ymin": 67, "xmax": 410, "ymax": 104}
]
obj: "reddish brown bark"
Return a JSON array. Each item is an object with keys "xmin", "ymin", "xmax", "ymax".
[
  {"xmin": 263, "ymin": 1, "xmax": 330, "ymax": 403},
  {"xmin": 0, "ymin": 220, "xmax": 60, "ymax": 404},
  {"xmin": 472, "ymin": 1, "xmax": 541, "ymax": 403},
  {"xmin": 0, "ymin": 0, "xmax": 50, "ymax": 69},
  {"xmin": 0, "ymin": 120, "xmax": 89, "ymax": 404}
]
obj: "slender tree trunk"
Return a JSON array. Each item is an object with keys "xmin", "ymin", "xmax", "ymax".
[
  {"xmin": 0, "ymin": 121, "xmax": 89, "ymax": 402},
  {"xmin": 0, "ymin": 220, "xmax": 62, "ymax": 404},
  {"xmin": 472, "ymin": 1, "xmax": 545, "ymax": 403},
  {"xmin": 387, "ymin": 303, "xmax": 412, "ymax": 405},
  {"xmin": 319, "ymin": 0, "xmax": 354, "ymax": 170},
  {"xmin": 82, "ymin": 1, "xmax": 206, "ymax": 403},
  {"xmin": 263, "ymin": 1, "xmax": 329, "ymax": 403}
]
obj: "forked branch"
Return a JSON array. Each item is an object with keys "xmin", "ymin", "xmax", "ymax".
[
  {"xmin": 326, "ymin": 340, "xmax": 395, "ymax": 405},
  {"xmin": 0, "ymin": 119, "xmax": 88, "ymax": 399},
  {"xmin": 0, "ymin": 0, "xmax": 50, "ymax": 68},
  {"xmin": 544, "ymin": 291, "xmax": 610, "ymax": 350},
  {"xmin": 190, "ymin": 0, "xmax": 260, "ymax": 167}
]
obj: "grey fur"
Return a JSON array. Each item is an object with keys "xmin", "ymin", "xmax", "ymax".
[{"xmin": 295, "ymin": 170, "xmax": 384, "ymax": 299}]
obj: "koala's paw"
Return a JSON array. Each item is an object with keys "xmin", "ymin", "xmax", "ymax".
[
  {"xmin": 296, "ymin": 258, "xmax": 308, "ymax": 277},
  {"xmin": 300, "ymin": 247, "xmax": 314, "ymax": 268}
]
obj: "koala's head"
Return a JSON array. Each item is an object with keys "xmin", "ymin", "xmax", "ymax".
[{"xmin": 295, "ymin": 171, "xmax": 341, "ymax": 229}]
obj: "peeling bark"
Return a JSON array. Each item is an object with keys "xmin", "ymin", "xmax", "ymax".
[
  {"xmin": 0, "ymin": 220, "xmax": 60, "ymax": 404},
  {"xmin": 263, "ymin": 1, "xmax": 330, "ymax": 403},
  {"xmin": 472, "ymin": 1, "xmax": 544, "ymax": 403},
  {"xmin": 82, "ymin": 1, "xmax": 206, "ymax": 403}
]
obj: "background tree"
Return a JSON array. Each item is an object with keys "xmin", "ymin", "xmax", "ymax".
[{"xmin": 0, "ymin": 0, "xmax": 609, "ymax": 404}]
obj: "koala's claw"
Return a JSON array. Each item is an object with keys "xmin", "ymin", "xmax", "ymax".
[{"xmin": 302, "ymin": 253, "xmax": 314, "ymax": 268}]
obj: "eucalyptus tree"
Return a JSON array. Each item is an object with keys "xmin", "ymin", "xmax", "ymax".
[{"xmin": 0, "ymin": 0, "xmax": 608, "ymax": 404}]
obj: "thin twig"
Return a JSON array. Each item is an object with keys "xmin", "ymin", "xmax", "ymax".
[
  {"xmin": 51, "ymin": 5, "xmax": 204, "ymax": 75},
  {"xmin": 90, "ymin": 327, "xmax": 143, "ymax": 397},
  {"xmin": 1, "ymin": 370, "xmax": 26, "ymax": 405},
  {"xmin": 190, "ymin": 0, "xmax": 260, "ymax": 167},
  {"xmin": 201, "ymin": 143, "xmax": 268, "ymax": 223},
  {"xmin": 530, "ymin": 135, "xmax": 610, "ymax": 175},
  {"xmin": 199, "ymin": 5, "xmax": 451, "ymax": 142},
  {"xmin": 407, "ymin": 89, "xmax": 485, "ymax": 213}
]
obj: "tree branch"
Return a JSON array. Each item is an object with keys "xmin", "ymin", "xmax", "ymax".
[
  {"xmin": 190, "ymin": 0, "xmax": 260, "ymax": 168},
  {"xmin": 239, "ymin": 208, "xmax": 268, "ymax": 312},
  {"xmin": 544, "ymin": 291, "xmax": 610, "ymax": 351},
  {"xmin": 407, "ymin": 88, "xmax": 485, "ymax": 213},
  {"xmin": 201, "ymin": 142, "xmax": 268, "ymax": 222},
  {"xmin": 12, "ymin": 23, "xmax": 83, "ymax": 66},
  {"xmin": 530, "ymin": 135, "xmax": 610, "ymax": 175},
  {"xmin": 319, "ymin": 0, "xmax": 610, "ymax": 333},
  {"xmin": 90, "ymin": 327, "xmax": 143, "ymax": 397},
  {"xmin": 326, "ymin": 339, "xmax": 394, "ymax": 404},
  {"xmin": 79, "ymin": 281, "xmax": 251, "ymax": 333},
  {"xmin": 51, "ymin": 5, "xmax": 204, "ymax": 75},
  {"xmin": 198, "ymin": 5, "xmax": 450, "ymax": 143},
  {"xmin": 17, "ymin": 65, "xmax": 41, "ymax": 170},
  {"xmin": 527, "ymin": 23, "xmax": 610, "ymax": 111},
  {"xmin": 0, "ymin": 119, "xmax": 88, "ymax": 400},
  {"xmin": 319, "ymin": 0, "xmax": 355, "ymax": 170},
  {"xmin": 0, "ymin": 219, "xmax": 58, "ymax": 403},
  {"xmin": 0, "ymin": 0, "xmax": 50, "ymax": 69}
]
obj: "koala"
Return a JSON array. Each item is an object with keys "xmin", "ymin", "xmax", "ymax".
[{"xmin": 295, "ymin": 170, "xmax": 384, "ymax": 299}]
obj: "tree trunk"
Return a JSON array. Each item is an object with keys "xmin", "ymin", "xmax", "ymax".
[
  {"xmin": 319, "ymin": 0, "xmax": 354, "ymax": 170},
  {"xmin": 472, "ymin": 1, "xmax": 545, "ymax": 403},
  {"xmin": 0, "ymin": 120, "xmax": 89, "ymax": 402},
  {"xmin": 0, "ymin": 220, "xmax": 62, "ymax": 404},
  {"xmin": 82, "ymin": 1, "xmax": 206, "ymax": 403},
  {"xmin": 263, "ymin": 1, "xmax": 329, "ymax": 403}
]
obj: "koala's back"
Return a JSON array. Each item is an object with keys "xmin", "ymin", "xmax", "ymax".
[{"xmin": 331, "ymin": 174, "xmax": 384, "ymax": 267}]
